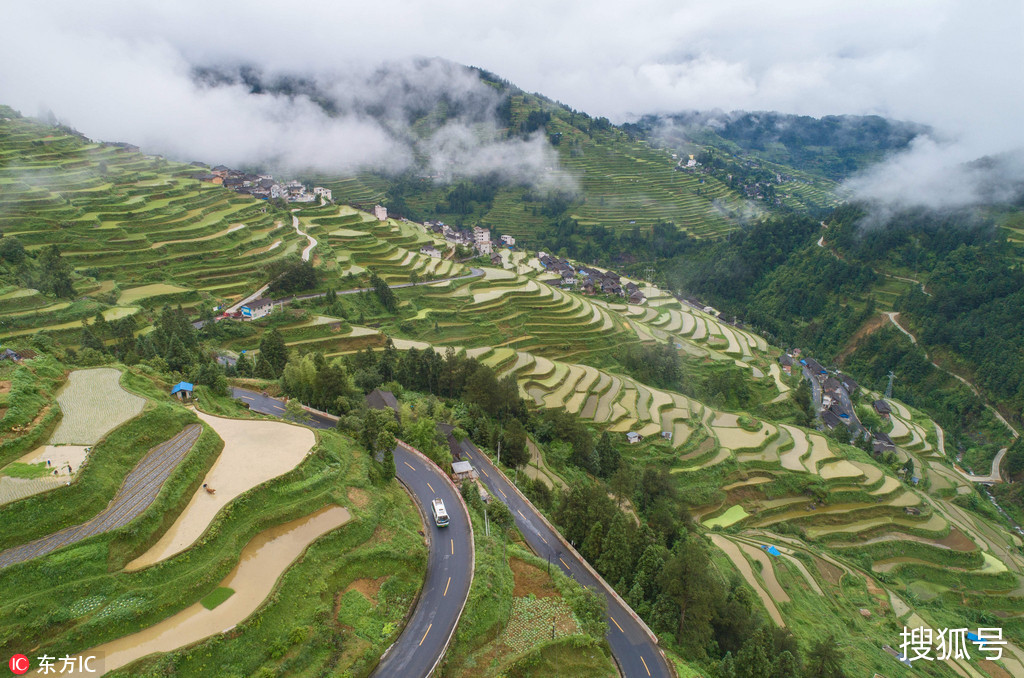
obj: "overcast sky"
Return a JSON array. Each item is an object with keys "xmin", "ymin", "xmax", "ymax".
[{"xmin": 1, "ymin": 1, "xmax": 1021, "ymax": 206}]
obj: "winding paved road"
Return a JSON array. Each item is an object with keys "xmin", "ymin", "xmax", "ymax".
[
  {"xmin": 454, "ymin": 438, "xmax": 672, "ymax": 678},
  {"xmin": 231, "ymin": 388, "xmax": 474, "ymax": 678}
]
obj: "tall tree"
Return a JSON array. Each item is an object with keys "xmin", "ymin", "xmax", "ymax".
[
  {"xmin": 39, "ymin": 244, "xmax": 74, "ymax": 298},
  {"xmin": 257, "ymin": 327, "xmax": 289, "ymax": 378}
]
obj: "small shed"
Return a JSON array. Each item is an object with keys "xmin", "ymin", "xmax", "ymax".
[
  {"xmin": 171, "ymin": 382, "xmax": 194, "ymax": 400},
  {"xmin": 366, "ymin": 388, "xmax": 400, "ymax": 422},
  {"xmin": 626, "ymin": 431, "xmax": 643, "ymax": 444},
  {"xmin": 451, "ymin": 460, "xmax": 477, "ymax": 482},
  {"xmin": 873, "ymin": 400, "xmax": 892, "ymax": 417}
]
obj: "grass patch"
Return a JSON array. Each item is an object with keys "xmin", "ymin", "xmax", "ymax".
[
  {"xmin": 1, "ymin": 461, "xmax": 51, "ymax": 479},
  {"xmin": 200, "ymin": 586, "xmax": 235, "ymax": 610}
]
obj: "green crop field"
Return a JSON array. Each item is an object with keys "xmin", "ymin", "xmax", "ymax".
[{"xmin": 2, "ymin": 106, "xmax": 1022, "ymax": 678}]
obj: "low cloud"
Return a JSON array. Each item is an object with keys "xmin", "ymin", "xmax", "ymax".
[
  {"xmin": 843, "ymin": 138, "xmax": 1024, "ymax": 212},
  {"xmin": 0, "ymin": 10, "xmax": 568, "ymax": 190},
  {"xmin": 0, "ymin": 0, "xmax": 1019, "ymax": 209}
]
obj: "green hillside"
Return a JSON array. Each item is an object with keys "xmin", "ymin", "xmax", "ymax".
[{"xmin": 2, "ymin": 106, "xmax": 1024, "ymax": 677}]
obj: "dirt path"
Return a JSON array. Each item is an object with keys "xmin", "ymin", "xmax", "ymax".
[
  {"xmin": 291, "ymin": 210, "xmax": 317, "ymax": 262},
  {"xmin": 64, "ymin": 505, "xmax": 350, "ymax": 676},
  {"xmin": 708, "ymin": 533, "xmax": 785, "ymax": 626},
  {"xmin": 125, "ymin": 411, "xmax": 314, "ymax": 570},
  {"xmin": 887, "ymin": 312, "xmax": 1019, "ymax": 440},
  {"xmin": 956, "ymin": 447, "xmax": 1008, "ymax": 484}
]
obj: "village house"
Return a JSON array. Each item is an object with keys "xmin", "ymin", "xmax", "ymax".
[
  {"xmin": 374, "ymin": 204, "xmax": 388, "ymax": 221},
  {"xmin": 489, "ymin": 252, "xmax": 503, "ymax": 266},
  {"xmin": 192, "ymin": 173, "xmax": 222, "ymax": 185},
  {"xmin": 778, "ymin": 353, "xmax": 795, "ymax": 375},
  {"xmin": 873, "ymin": 400, "xmax": 892, "ymax": 418},
  {"xmin": 240, "ymin": 298, "xmax": 274, "ymax": 320},
  {"xmin": 803, "ymin": 358, "xmax": 827, "ymax": 378},
  {"xmin": 822, "ymin": 409, "xmax": 842, "ymax": 430},
  {"xmin": 626, "ymin": 431, "xmax": 643, "ymax": 444},
  {"xmin": 872, "ymin": 432, "xmax": 896, "ymax": 455},
  {"xmin": 170, "ymin": 381, "xmax": 194, "ymax": 401},
  {"xmin": 839, "ymin": 374, "xmax": 858, "ymax": 395},
  {"xmin": 312, "ymin": 186, "xmax": 332, "ymax": 201},
  {"xmin": 500, "ymin": 234, "xmax": 516, "ymax": 246},
  {"xmin": 451, "ymin": 460, "xmax": 477, "ymax": 482},
  {"xmin": 420, "ymin": 245, "xmax": 442, "ymax": 258},
  {"xmin": 211, "ymin": 165, "xmax": 231, "ymax": 178},
  {"xmin": 365, "ymin": 388, "xmax": 400, "ymax": 422}
]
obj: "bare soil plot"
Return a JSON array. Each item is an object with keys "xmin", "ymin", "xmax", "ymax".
[
  {"xmin": 738, "ymin": 541, "xmax": 790, "ymax": 603},
  {"xmin": 49, "ymin": 368, "xmax": 145, "ymax": 445},
  {"xmin": 801, "ymin": 434, "xmax": 834, "ymax": 473},
  {"xmin": 83, "ymin": 505, "xmax": 350, "ymax": 675},
  {"xmin": 709, "ymin": 534, "xmax": 785, "ymax": 626},
  {"xmin": 818, "ymin": 460, "xmax": 862, "ymax": 480},
  {"xmin": 779, "ymin": 426, "xmax": 809, "ymax": 471},
  {"xmin": 126, "ymin": 411, "xmax": 315, "ymax": 570}
]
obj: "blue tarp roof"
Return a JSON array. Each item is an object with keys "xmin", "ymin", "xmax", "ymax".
[
  {"xmin": 171, "ymin": 382, "xmax": 194, "ymax": 394},
  {"xmin": 762, "ymin": 545, "xmax": 782, "ymax": 557}
]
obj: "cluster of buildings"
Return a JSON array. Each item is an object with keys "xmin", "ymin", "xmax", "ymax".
[
  {"xmin": 781, "ymin": 351, "xmax": 901, "ymax": 459},
  {"xmin": 190, "ymin": 164, "xmax": 332, "ymax": 204},
  {"xmin": 537, "ymin": 253, "xmax": 646, "ymax": 303},
  {"xmin": 422, "ymin": 221, "xmax": 501, "ymax": 256}
]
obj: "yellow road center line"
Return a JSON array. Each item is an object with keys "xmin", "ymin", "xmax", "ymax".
[
  {"xmin": 540, "ymin": 535, "xmax": 547, "ymax": 544},
  {"xmin": 481, "ymin": 468, "xmax": 488, "ymax": 477},
  {"xmin": 498, "ymin": 488, "xmax": 506, "ymax": 498},
  {"xmin": 404, "ymin": 461, "xmax": 415, "ymax": 470},
  {"xmin": 610, "ymin": 616, "xmax": 624, "ymax": 633},
  {"xmin": 444, "ymin": 577, "xmax": 451, "ymax": 596},
  {"xmin": 419, "ymin": 623, "xmax": 432, "ymax": 646},
  {"xmin": 641, "ymin": 657, "xmax": 650, "ymax": 676},
  {"xmin": 560, "ymin": 557, "xmax": 570, "ymax": 570},
  {"xmin": 427, "ymin": 482, "xmax": 434, "ymax": 493},
  {"xmin": 450, "ymin": 539, "xmax": 454, "ymax": 554},
  {"xmin": 517, "ymin": 509, "xmax": 525, "ymax": 519}
]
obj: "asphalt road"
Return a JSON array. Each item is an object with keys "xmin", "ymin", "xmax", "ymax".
[
  {"xmin": 230, "ymin": 388, "xmax": 474, "ymax": 678},
  {"xmin": 455, "ymin": 439, "xmax": 671, "ymax": 678}
]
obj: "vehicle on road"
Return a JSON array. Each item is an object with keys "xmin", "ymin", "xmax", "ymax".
[{"xmin": 431, "ymin": 498, "xmax": 449, "ymax": 527}]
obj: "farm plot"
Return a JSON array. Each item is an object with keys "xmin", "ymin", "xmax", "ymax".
[
  {"xmin": 125, "ymin": 411, "xmax": 315, "ymax": 570},
  {"xmin": 118, "ymin": 283, "xmax": 190, "ymax": 305},
  {"xmin": 83, "ymin": 505, "xmax": 351, "ymax": 675},
  {"xmin": 48, "ymin": 368, "xmax": 145, "ymax": 445}
]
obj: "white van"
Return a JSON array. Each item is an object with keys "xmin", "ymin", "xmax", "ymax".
[{"xmin": 431, "ymin": 498, "xmax": 449, "ymax": 527}]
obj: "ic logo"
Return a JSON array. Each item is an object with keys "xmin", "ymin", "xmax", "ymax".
[{"xmin": 9, "ymin": 654, "xmax": 29, "ymax": 675}]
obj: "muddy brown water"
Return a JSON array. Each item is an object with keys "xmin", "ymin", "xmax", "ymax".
[
  {"xmin": 125, "ymin": 411, "xmax": 315, "ymax": 570},
  {"xmin": 51, "ymin": 505, "xmax": 351, "ymax": 676}
]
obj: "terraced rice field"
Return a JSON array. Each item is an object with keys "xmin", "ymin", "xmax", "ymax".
[
  {"xmin": 79, "ymin": 505, "xmax": 351, "ymax": 675},
  {"xmin": 0, "ymin": 115, "xmax": 305, "ymax": 314},
  {"xmin": 703, "ymin": 505, "xmax": 750, "ymax": 528},
  {"xmin": 118, "ymin": 283, "xmax": 191, "ymax": 305},
  {"xmin": 49, "ymin": 368, "xmax": 145, "ymax": 445},
  {"xmin": 0, "ymin": 425, "xmax": 202, "ymax": 569},
  {"xmin": 126, "ymin": 411, "xmax": 315, "ymax": 570}
]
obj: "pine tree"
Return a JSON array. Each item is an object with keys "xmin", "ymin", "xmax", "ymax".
[
  {"xmin": 581, "ymin": 521, "xmax": 605, "ymax": 563},
  {"xmin": 258, "ymin": 327, "xmax": 289, "ymax": 378}
]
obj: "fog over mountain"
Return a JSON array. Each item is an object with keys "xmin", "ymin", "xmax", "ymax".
[{"xmin": 1, "ymin": 0, "xmax": 1020, "ymax": 207}]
